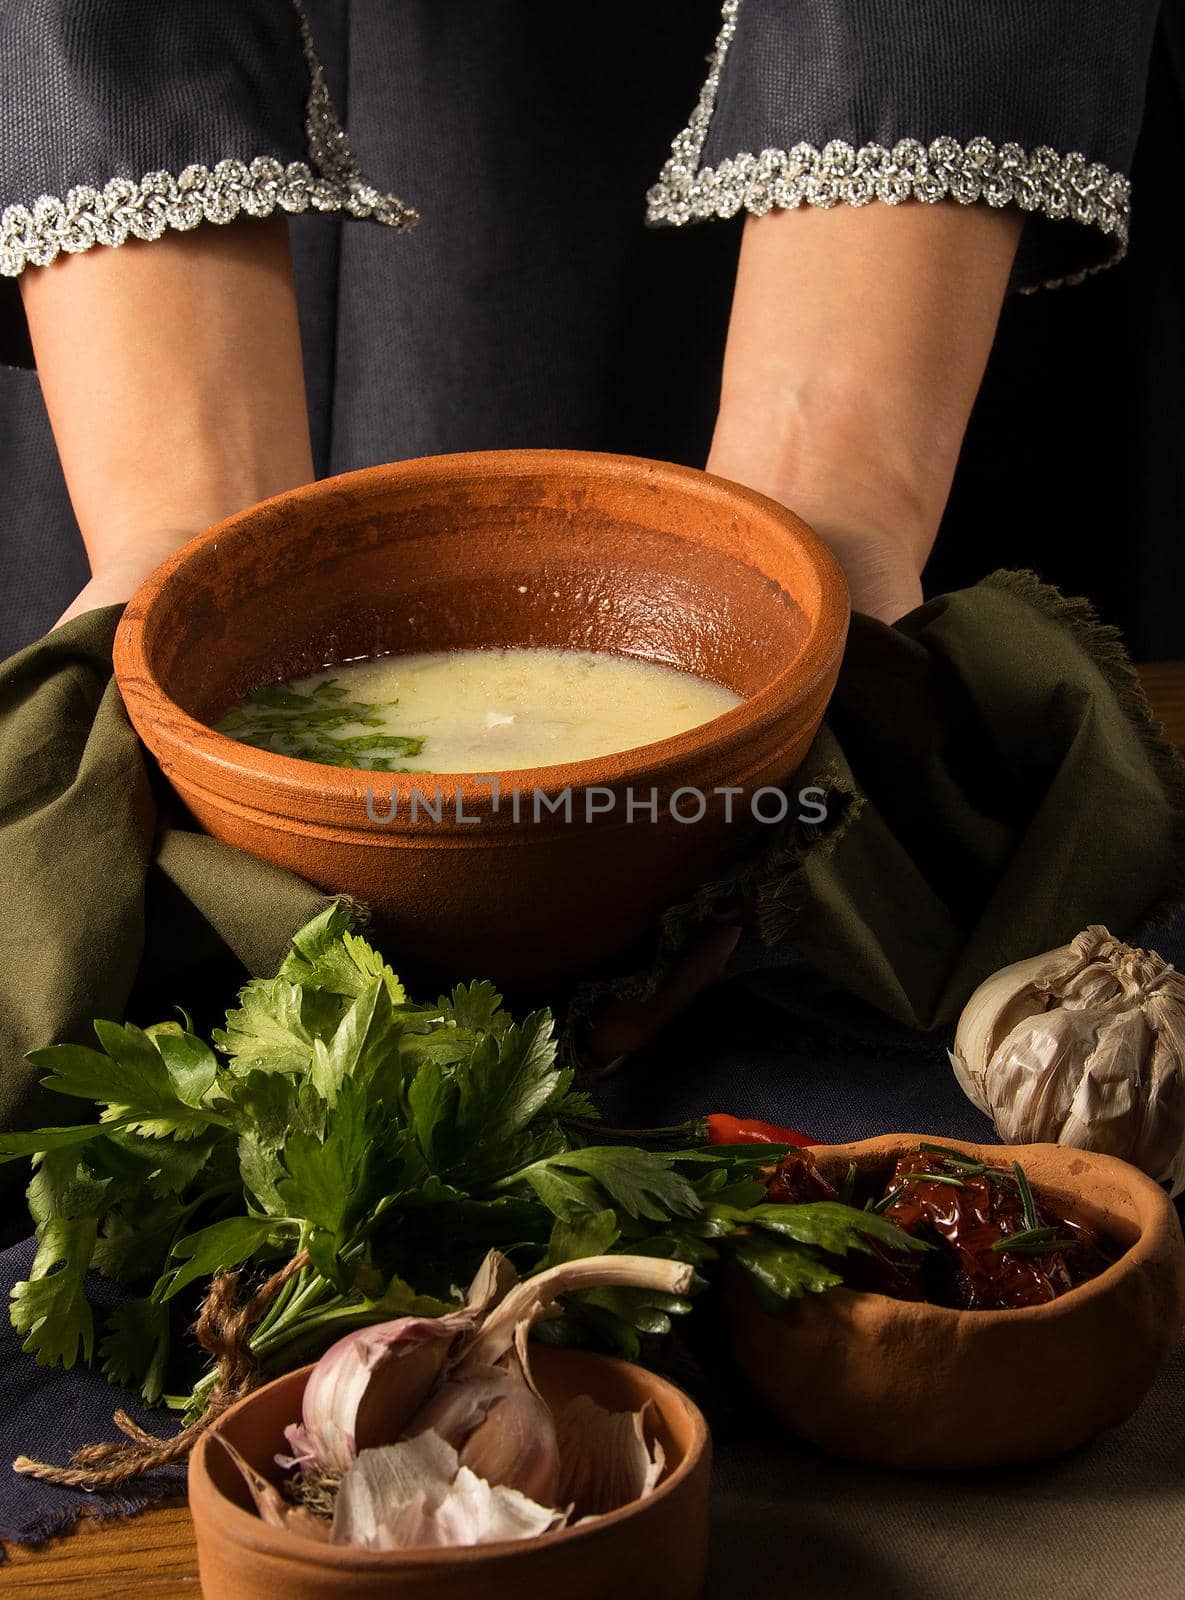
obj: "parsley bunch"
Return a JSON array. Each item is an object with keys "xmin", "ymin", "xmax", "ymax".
[{"xmin": 0, "ymin": 907, "xmax": 917, "ymax": 1416}]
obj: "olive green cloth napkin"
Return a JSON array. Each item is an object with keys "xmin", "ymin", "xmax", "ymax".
[
  {"xmin": 0, "ymin": 606, "xmax": 330, "ymax": 1148},
  {"xmin": 1, "ymin": 574, "xmax": 1182, "ymax": 1148},
  {"xmin": 576, "ymin": 570, "xmax": 1185, "ymax": 1042},
  {"xmin": 792, "ymin": 571, "xmax": 1185, "ymax": 1028}
]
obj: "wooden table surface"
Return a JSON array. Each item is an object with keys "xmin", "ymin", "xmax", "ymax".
[{"xmin": 5, "ymin": 659, "xmax": 1184, "ymax": 1597}]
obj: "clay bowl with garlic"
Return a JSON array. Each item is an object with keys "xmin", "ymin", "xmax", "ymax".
[
  {"xmin": 188, "ymin": 1345, "xmax": 711, "ymax": 1600},
  {"xmin": 728, "ymin": 1133, "xmax": 1185, "ymax": 1470},
  {"xmin": 113, "ymin": 448, "xmax": 848, "ymax": 992}
]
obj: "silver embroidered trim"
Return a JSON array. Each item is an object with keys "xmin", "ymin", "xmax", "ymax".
[
  {"xmin": 0, "ymin": 0, "xmax": 415, "ymax": 279},
  {"xmin": 293, "ymin": 0, "xmax": 417, "ymax": 231},
  {"xmin": 645, "ymin": 0, "xmax": 1130, "ymax": 291}
]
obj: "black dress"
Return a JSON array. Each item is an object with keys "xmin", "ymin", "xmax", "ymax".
[{"xmin": 0, "ymin": 0, "xmax": 1180, "ymax": 657}]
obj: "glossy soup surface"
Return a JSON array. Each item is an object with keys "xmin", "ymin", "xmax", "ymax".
[{"xmin": 216, "ymin": 647, "xmax": 743, "ymax": 773}]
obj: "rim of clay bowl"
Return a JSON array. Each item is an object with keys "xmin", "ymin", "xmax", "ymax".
[
  {"xmin": 789, "ymin": 1133, "xmax": 1185, "ymax": 1328},
  {"xmin": 189, "ymin": 1350, "xmax": 711, "ymax": 1569},
  {"xmin": 114, "ymin": 450, "xmax": 850, "ymax": 823}
]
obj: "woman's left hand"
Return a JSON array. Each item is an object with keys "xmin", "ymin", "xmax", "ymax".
[{"xmin": 707, "ymin": 200, "xmax": 1023, "ymax": 624}]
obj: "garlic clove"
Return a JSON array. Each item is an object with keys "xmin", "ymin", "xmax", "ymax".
[
  {"xmin": 1058, "ymin": 1006, "xmax": 1150, "ymax": 1158},
  {"xmin": 555, "ymin": 1395, "xmax": 665, "ymax": 1521},
  {"xmin": 279, "ymin": 1315, "xmax": 466, "ymax": 1473},
  {"xmin": 455, "ymin": 1349, "xmax": 560, "ymax": 1509},
  {"xmin": 983, "ymin": 1007, "xmax": 1107, "ymax": 1146},
  {"xmin": 1139, "ymin": 1009, "xmax": 1185, "ymax": 1191},
  {"xmin": 408, "ymin": 1350, "xmax": 561, "ymax": 1508},
  {"xmin": 950, "ymin": 947, "xmax": 1072, "ymax": 1108},
  {"xmin": 330, "ymin": 1431, "xmax": 566, "ymax": 1550}
]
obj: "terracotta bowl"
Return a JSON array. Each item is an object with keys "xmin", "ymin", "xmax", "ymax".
[
  {"xmin": 188, "ymin": 1345, "xmax": 711, "ymax": 1600},
  {"xmin": 728, "ymin": 1133, "xmax": 1185, "ymax": 1469},
  {"xmin": 113, "ymin": 449, "xmax": 847, "ymax": 989}
]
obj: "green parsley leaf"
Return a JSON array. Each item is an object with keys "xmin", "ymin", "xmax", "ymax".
[
  {"xmin": 446, "ymin": 1014, "xmax": 564, "ymax": 1183},
  {"xmin": 437, "ymin": 980, "xmax": 509, "ymax": 1034},
  {"xmin": 728, "ymin": 1201, "xmax": 929, "ymax": 1257},
  {"xmin": 406, "ymin": 1059, "xmax": 459, "ymax": 1173},
  {"xmin": 157, "ymin": 1217, "xmax": 276, "ymax": 1303},
  {"xmin": 29, "ymin": 1024, "xmax": 214, "ymax": 1140},
  {"xmin": 275, "ymin": 1081, "xmax": 370, "ymax": 1240},
  {"xmin": 519, "ymin": 1147, "xmax": 702, "ymax": 1223},
  {"xmin": 0, "ymin": 1124, "xmax": 112, "ymax": 1161},
  {"xmin": 214, "ymin": 978, "xmax": 316, "ymax": 1075},
  {"xmin": 543, "ymin": 1208, "xmax": 620, "ymax": 1266},
  {"xmin": 310, "ymin": 983, "xmax": 399, "ymax": 1106},
  {"xmin": 99, "ymin": 1296, "xmax": 171, "ymax": 1404},
  {"xmin": 576, "ymin": 1284, "xmax": 694, "ymax": 1339},
  {"xmin": 10, "ymin": 1217, "xmax": 98, "ymax": 1367},
  {"xmin": 279, "ymin": 906, "xmax": 406, "ymax": 1006},
  {"xmin": 727, "ymin": 1231, "xmax": 844, "ymax": 1307},
  {"xmin": 27, "ymin": 1149, "xmax": 111, "ymax": 1230},
  {"xmin": 517, "ymin": 1162, "xmax": 606, "ymax": 1222},
  {"xmin": 93, "ymin": 1197, "xmax": 190, "ymax": 1286},
  {"xmin": 148, "ymin": 1028, "xmax": 219, "ymax": 1108}
]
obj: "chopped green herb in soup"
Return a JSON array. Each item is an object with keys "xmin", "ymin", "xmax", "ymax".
[{"xmin": 215, "ymin": 647, "xmax": 742, "ymax": 773}]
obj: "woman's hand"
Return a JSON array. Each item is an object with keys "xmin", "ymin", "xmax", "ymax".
[
  {"xmin": 708, "ymin": 199, "xmax": 1024, "ymax": 623},
  {"xmin": 19, "ymin": 216, "xmax": 314, "ymax": 630},
  {"xmin": 51, "ymin": 527, "xmax": 204, "ymax": 627}
]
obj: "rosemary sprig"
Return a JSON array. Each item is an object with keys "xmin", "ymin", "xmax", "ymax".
[
  {"xmin": 1013, "ymin": 1161, "xmax": 1039, "ymax": 1232},
  {"xmin": 985, "ymin": 1168, "xmax": 1020, "ymax": 1189},
  {"xmin": 917, "ymin": 1142, "xmax": 978, "ymax": 1165},
  {"xmin": 991, "ymin": 1226, "xmax": 1079, "ymax": 1256},
  {"xmin": 902, "ymin": 1171, "xmax": 966, "ymax": 1189},
  {"xmin": 838, "ymin": 1162, "xmax": 857, "ymax": 1207},
  {"xmin": 871, "ymin": 1183, "xmax": 905, "ymax": 1214}
]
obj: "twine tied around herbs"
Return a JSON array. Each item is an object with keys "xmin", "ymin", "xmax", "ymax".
[{"xmin": 12, "ymin": 1250, "xmax": 311, "ymax": 1491}]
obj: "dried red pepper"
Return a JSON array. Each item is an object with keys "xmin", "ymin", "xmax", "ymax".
[
  {"xmin": 704, "ymin": 1114, "xmax": 818, "ymax": 1148},
  {"xmin": 561, "ymin": 1113, "xmax": 817, "ymax": 1150}
]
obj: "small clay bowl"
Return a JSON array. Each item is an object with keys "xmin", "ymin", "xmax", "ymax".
[
  {"xmin": 188, "ymin": 1345, "xmax": 711, "ymax": 1600},
  {"xmin": 113, "ymin": 449, "xmax": 847, "ymax": 990},
  {"xmin": 728, "ymin": 1134, "xmax": 1185, "ymax": 1469}
]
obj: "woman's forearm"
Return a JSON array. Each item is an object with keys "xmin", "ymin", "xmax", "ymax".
[
  {"xmin": 20, "ymin": 216, "xmax": 314, "ymax": 613},
  {"xmin": 708, "ymin": 200, "xmax": 1023, "ymax": 620}
]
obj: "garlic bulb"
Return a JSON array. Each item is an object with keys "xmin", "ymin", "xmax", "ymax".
[
  {"xmin": 233, "ymin": 1251, "xmax": 691, "ymax": 1551},
  {"xmin": 951, "ymin": 926, "xmax": 1185, "ymax": 1196}
]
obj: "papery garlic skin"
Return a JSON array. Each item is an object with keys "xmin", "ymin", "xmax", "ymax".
[
  {"xmin": 952, "ymin": 927, "xmax": 1185, "ymax": 1196},
  {"xmin": 556, "ymin": 1395, "xmax": 665, "ymax": 1520},
  {"xmin": 211, "ymin": 1434, "xmax": 331, "ymax": 1543},
  {"xmin": 330, "ymin": 1431, "xmax": 566, "ymax": 1550}
]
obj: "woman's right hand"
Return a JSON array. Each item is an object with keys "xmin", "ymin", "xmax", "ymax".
[
  {"xmin": 53, "ymin": 526, "xmax": 206, "ymax": 628},
  {"xmin": 20, "ymin": 216, "xmax": 315, "ymax": 637}
]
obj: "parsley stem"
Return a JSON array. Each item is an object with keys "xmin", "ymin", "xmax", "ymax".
[
  {"xmin": 248, "ymin": 1259, "xmax": 311, "ymax": 1345},
  {"xmin": 251, "ymin": 1293, "xmax": 383, "ymax": 1364}
]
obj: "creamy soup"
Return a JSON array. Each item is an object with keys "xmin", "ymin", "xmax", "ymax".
[{"xmin": 216, "ymin": 648, "xmax": 742, "ymax": 773}]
